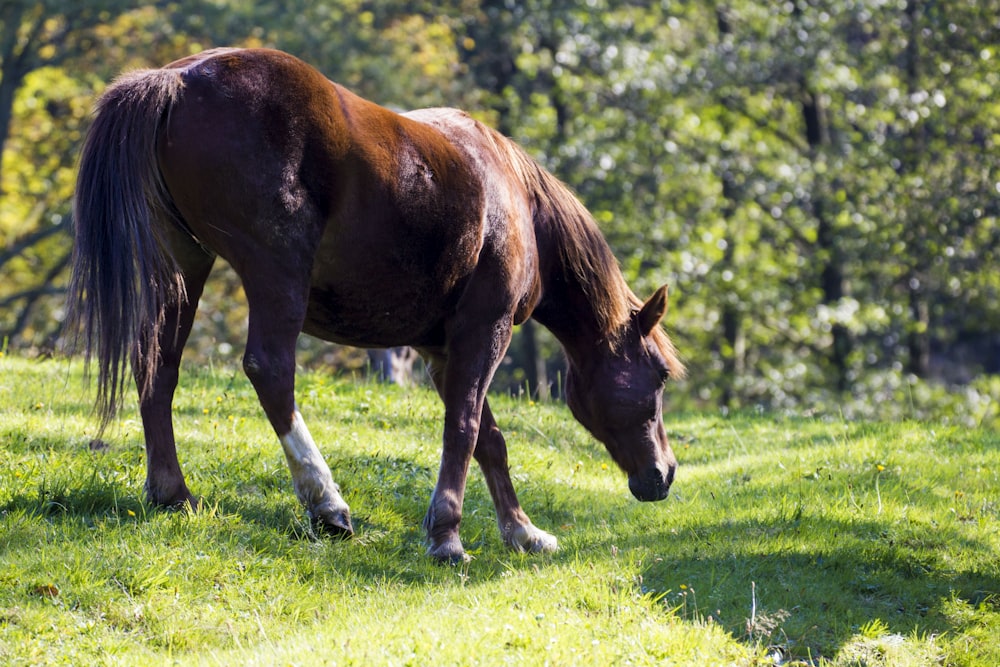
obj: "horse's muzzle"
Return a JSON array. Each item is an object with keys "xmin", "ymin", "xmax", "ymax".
[{"xmin": 628, "ymin": 465, "xmax": 674, "ymax": 502}]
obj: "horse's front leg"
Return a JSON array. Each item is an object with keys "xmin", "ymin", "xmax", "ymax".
[
  {"xmin": 421, "ymin": 320, "xmax": 512, "ymax": 562},
  {"xmin": 241, "ymin": 277, "xmax": 352, "ymax": 537},
  {"xmin": 475, "ymin": 398, "xmax": 557, "ymax": 553},
  {"xmin": 422, "ymin": 353, "xmax": 557, "ymax": 557}
]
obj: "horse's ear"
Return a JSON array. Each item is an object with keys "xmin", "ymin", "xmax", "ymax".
[{"xmin": 638, "ymin": 285, "xmax": 669, "ymax": 336}]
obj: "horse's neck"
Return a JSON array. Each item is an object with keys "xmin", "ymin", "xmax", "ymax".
[{"xmin": 531, "ymin": 283, "xmax": 603, "ymax": 355}]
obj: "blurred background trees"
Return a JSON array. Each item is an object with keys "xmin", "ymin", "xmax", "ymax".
[{"xmin": 1, "ymin": 0, "xmax": 997, "ymax": 424}]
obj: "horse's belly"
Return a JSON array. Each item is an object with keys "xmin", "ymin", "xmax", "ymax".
[{"xmin": 302, "ymin": 284, "xmax": 447, "ymax": 348}]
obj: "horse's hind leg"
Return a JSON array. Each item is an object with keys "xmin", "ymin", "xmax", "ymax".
[
  {"xmin": 134, "ymin": 232, "xmax": 215, "ymax": 509},
  {"xmin": 239, "ymin": 272, "xmax": 352, "ymax": 537}
]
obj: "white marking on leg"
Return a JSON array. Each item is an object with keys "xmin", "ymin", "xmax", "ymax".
[
  {"xmin": 506, "ymin": 522, "xmax": 558, "ymax": 554},
  {"xmin": 279, "ymin": 410, "xmax": 346, "ymax": 513}
]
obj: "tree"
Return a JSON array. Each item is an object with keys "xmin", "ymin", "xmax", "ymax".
[
  {"xmin": 0, "ymin": 1, "xmax": 996, "ymax": 419},
  {"xmin": 0, "ymin": 2, "xmax": 219, "ymax": 348}
]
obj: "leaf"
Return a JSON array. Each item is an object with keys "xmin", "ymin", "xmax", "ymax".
[{"xmin": 32, "ymin": 583, "xmax": 60, "ymax": 598}]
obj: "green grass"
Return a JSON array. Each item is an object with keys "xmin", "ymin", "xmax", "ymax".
[{"xmin": 1, "ymin": 354, "xmax": 998, "ymax": 665}]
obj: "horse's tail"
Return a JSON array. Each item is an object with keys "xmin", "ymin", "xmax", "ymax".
[{"xmin": 68, "ymin": 69, "xmax": 187, "ymax": 432}]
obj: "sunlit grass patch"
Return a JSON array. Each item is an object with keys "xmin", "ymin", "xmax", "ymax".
[{"xmin": 1, "ymin": 355, "xmax": 998, "ymax": 665}]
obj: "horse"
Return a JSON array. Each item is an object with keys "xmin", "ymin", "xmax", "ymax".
[{"xmin": 69, "ymin": 48, "xmax": 685, "ymax": 561}]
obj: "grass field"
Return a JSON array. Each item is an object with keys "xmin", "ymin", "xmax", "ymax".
[{"xmin": 1, "ymin": 354, "xmax": 998, "ymax": 665}]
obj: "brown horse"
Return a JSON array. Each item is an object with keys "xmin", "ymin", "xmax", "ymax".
[{"xmin": 69, "ymin": 48, "xmax": 684, "ymax": 561}]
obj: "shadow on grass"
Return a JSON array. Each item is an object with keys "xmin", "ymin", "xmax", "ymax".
[
  {"xmin": 1, "ymin": 472, "xmax": 146, "ymax": 525},
  {"xmin": 575, "ymin": 489, "xmax": 1000, "ymax": 662},
  {"xmin": 0, "ymin": 447, "xmax": 503, "ymax": 583}
]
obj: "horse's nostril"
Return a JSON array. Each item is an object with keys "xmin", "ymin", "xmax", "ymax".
[{"xmin": 628, "ymin": 466, "xmax": 671, "ymax": 502}]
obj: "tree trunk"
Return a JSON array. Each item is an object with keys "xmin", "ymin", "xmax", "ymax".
[
  {"xmin": 520, "ymin": 319, "xmax": 550, "ymax": 401},
  {"xmin": 719, "ymin": 172, "xmax": 742, "ymax": 409},
  {"xmin": 714, "ymin": 6, "xmax": 744, "ymax": 409},
  {"xmin": 802, "ymin": 84, "xmax": 851, "ymax": 392},
  {"xmin": 0, "ymin": 45, "xmax": 26, "ymax": 198},
  {"xmin": 902, "ymin": 0, "xmax": 931, "ymax": 378},
  {"xmin": 907, "ymin": 277, "xmax": 930, "ymax": 377}
]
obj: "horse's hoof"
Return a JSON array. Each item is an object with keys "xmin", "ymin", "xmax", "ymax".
[
  {"xmin": 429, "ymin": 548, "xmax": 471, "ymax": 565},
  {"xmin": 507, "ymin": 524, "xmax": 558, "ymax": 554},
  {"xmin": 309, "ymin": 505, "xmax": 354, "ymax": 539},
  {"xmin": 156, "ymin": 496, "xmax": 199, "ymax": 512},
  {"xmin": 146, "ymin": 483, "xmax": 198, "ymax": 512},
  {"xmin": 427, "ymin": 537, "xmax": 469, "ymax": 564}
]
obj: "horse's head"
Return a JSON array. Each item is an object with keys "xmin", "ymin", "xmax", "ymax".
[{"xmin": 565, "ymin": 285, "xmax": 683, "ymax": 502}]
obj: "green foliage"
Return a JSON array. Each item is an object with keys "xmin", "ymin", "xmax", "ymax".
[
  {"xmin": 2, "ymin": 67, "xmax": 90, "ymax": 221},
  {"xmin": 1, "ymin": 356, "xmax": 999, "ymax": 664},
  {"xmin": 0, "ymin": 1, "xmax": 998, "ymax": 415}
]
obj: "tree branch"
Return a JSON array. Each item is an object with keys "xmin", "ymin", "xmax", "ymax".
[
  {"xmin": 0, "ymin": 214, "xmax": 70, "ymax": 272},
  {"xmin": 3, "ymin": 249, "xmax": 71, "ymax": 344}
]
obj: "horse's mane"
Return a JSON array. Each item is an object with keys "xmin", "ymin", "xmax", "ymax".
[
  {"xmin": 490, "ymin": 130, "xmax": 685, "ymax": 376},
  {"xmin": 497, "ymin": 139, "xmax": 632, "ymax": 335}
]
